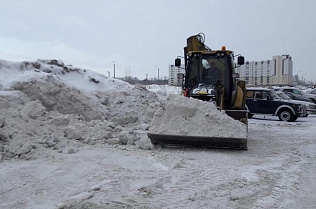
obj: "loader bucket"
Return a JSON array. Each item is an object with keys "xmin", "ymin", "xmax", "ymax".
[
  {"xmin": 148, "ymin": 95, "xmax": 248, "ymax": 150},
  {"xmin": 148, "ymin": 133, "xmax": 247, "ymax": 150}
]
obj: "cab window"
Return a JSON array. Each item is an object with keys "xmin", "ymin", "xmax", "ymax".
[
  {"xmin": 254, "ymin": 91, "xmax": 262, "ymax": 99},
  {"xmin": 246, "ymin": 91, "xmax": 254, "ymax": 98}
]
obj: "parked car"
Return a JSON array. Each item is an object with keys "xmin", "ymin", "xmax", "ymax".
[
  {"xmin": 274, "ymin": 87, "xmax": 316, "ymax": 103},
  {"xmin": 246, "ymin": 88, "xmax": 307, "ymax": 122},
  {"xmin": 276, "ymin": 91, "xmax": 316, "ymax": 115},
  {"xmin": 304, "ymin": 88, "xmax": 316, "ymax": 95},
  {"xmin": 283, "ymin": 92, "xmax": 311, "ymax": 102}
]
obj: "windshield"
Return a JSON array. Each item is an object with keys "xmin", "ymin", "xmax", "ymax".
[
  {"xmin": 187, "ymin": 53, "xmax": 229, "ymax": 86},
  {"xmin": 277, "ymin": 92, "xmax": 290, "ymax": 100},
  {"xmin": 269, "ymin": 90, "xmax": 280, "ymax": 99}
]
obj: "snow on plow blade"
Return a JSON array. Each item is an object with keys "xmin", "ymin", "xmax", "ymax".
[
  {"xmin": 148, "ymin": 133, "xmax": 247, "ymax": 150},
  {"xmin": 148, "ymin": 95, "xmax": 248, "ymax": 150}
]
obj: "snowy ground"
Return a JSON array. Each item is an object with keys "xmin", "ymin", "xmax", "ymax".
[
  {"xmin": 1, "ymin": 116, "xmax": 315, "ymax": 209},
  {"xmin": 0, "ymin": 60, "xmax": 315, "ymax": 209}
]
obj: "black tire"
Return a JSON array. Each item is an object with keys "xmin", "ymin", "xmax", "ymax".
[
  {"xmin": 290, "ymin": 115, "xmax": 299, "ymax": 121},
  {"xmin": 278, "ymin": 109, "xmax": 296, "ymax": 122}
]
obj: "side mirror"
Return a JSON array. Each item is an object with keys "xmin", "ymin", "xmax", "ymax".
[
  {"xmin": 175, "ymin": 58, "xmax": 181, "ymax": 67},
  {"xmin": 232, "ymin": 73, "xmax": 240, "ymax": 78},
  {"xmin": 177, "ymin": 73, "xmax": 184, "ymax": 79},
  {"xmin": 237, "ymin": 56, "xmax": 245, "ymax": 66}
]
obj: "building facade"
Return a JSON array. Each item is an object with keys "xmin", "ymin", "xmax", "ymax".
[
  {"xmin": 272, "ymin": 55, "xmax": 293, "ymax": 85},
  {"xmin": 168, "ymin": 64, "xmax": 185, "ymax": 86},
  {"xmin": 236, "ymin": 55, "xmax": 293, "ymax": 86}
]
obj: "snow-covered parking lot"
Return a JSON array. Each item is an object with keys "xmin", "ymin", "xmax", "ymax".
[
  {"xmin": 0, "ymin": 60, "xmax": 315, "ymax": 209},
  {"xmin": 1, "ymin": 117, "xmax": 315, "ymax": 209}
]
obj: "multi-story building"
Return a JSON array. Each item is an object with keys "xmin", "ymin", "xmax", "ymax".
[
  {"xmin": 168, "ymin": 64, "xmax": 185, "ymax": 86},
  {"xmin": 236, "ymin": 55, "xmax": 293, "ymax": 86},
  {"xmin": 272, "ymin": 55, "xmax": 293, "ymax": 85}
]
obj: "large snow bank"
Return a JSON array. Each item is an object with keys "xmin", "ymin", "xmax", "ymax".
[{"xmin": 0, "ymin": 59, "xmax": 160, "ymax": 161}]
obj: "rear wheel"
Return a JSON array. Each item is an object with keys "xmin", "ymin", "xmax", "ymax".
[{"xmin": 278, "ymin": 109, "xmax": 296, "ymax": 122}]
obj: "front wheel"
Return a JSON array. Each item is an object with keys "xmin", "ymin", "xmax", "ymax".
[
  {"xmin": 291, "ymin": 115, "xmax": 299, "ymax": 121},
  {"xmin": 278, "ymin": 109, "xmax": 297, "ymax": 122}
]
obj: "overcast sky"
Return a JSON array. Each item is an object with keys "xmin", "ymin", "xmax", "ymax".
[{"xmin": 1, "ymin": 0, "xmax": 316, "ymax": 82}]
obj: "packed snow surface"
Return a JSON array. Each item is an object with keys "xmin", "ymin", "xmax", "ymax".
[{"xmin": 0, "ymin": 59, "xmax": 315, "ymax": 209}]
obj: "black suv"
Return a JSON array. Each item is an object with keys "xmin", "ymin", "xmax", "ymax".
[{"xmin": 246, "ymin": 88, "xmax": 307, "ymax": 122}]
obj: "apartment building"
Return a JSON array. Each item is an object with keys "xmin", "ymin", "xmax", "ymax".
[
  {"xmin": 272, "ymin": 55, "xmax": 293, "ymax": 85},
  {"xmin": 236, "ymin": 55, "xmax": 293, "ymax": 86},
  {"xmin": 168, "ymin": 64, "xmax": 185, "ymax": 86}
]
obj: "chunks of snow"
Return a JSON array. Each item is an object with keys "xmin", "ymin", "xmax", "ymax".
[
  {"xmin": 0, "ymin": 59, "xmax": 161, "ymax": 160},
  {"xmin": 21, "ymin": 100, "xmax": 46, "ymax": 120},
  {"xmin": 136, "ymin": 136, "xmax": 154, "ymax": 150},
  {"xmin": 37, "ymin": 59, "xmax": 65, "ymax": 67}
]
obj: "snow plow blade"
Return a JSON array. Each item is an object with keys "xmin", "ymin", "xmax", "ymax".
[{"xmin": 148, "ymin": 133, "xmax": 247, "ymax": 150}]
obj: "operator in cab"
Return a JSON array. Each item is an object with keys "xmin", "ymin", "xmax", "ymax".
[{"xmin": 203, "ymin": 60, "xmax": 222, "ymax": 85}]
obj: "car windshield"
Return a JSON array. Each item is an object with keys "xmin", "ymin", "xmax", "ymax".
[
  {"xmin": 277, "ymin": 92, "xmax": 290, "ymax": 100},
  {"xmin": 269, "ymin": 90, "xmax": 279, "ymax": 99}
]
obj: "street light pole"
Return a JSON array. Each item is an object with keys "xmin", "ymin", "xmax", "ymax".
[
  {"xmin": 113, "ymin": 61, "xmax": 116, "ymax": 78},
  {"xmin": 155, "ymin": 66, "xmax": 159, "ymax": 83}
]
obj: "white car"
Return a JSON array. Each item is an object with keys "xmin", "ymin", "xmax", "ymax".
[{"xmin": 304, "ymin": 88, "xmax": 316, "ymax": 95}]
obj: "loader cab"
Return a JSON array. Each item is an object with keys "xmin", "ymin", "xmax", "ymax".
[{"xmin": 177, "ymin": 50, "xmax": 243, "ymax": 109}]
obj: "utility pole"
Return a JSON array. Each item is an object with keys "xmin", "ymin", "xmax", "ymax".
[
  {"xmin": 113, "ymin": 61, "xmax": 116, "ymax": 78},
  {"xmin": 155, "ymin": 66, "xmax": 159, "ymax": 83}
]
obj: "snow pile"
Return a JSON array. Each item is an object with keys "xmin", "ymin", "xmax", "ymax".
[
  {"xmin": 146, "ymin": 84, "xmax": 182, "ymax": 99},
  {"xmin": 0, "ymin": 59, "xmax": 131, "ymax": 92},
  {"xmin": 0, "ymin": 58, "xmax": 246, "ymax": 162},
  {"xmin": 149, "ymin": 95, "xmax": 247, "ymax": 138},
  {"xmin": 0, "ymin": 59, "xmax": 160, "ymax": 161}
]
